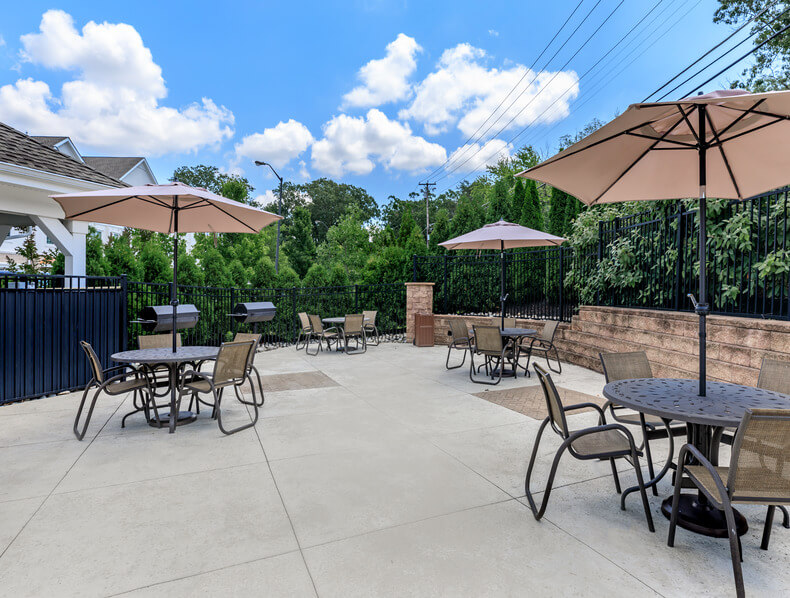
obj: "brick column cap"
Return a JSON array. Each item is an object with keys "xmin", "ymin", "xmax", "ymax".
[{"xmin": 404, "ymin": 282, "xmax": 435, "ymax": 286}]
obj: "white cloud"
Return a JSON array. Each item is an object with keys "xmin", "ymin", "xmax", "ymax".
[
  {"xmin": 0, "ymin": 35, "xmax": 6, "ymax": 47},
  {"xmin": 488, "ymin": 29, "xmax": 499, "ymax": 37},
  {"xmin": 311, "ymin": 108, "xmax": 446, "ymax": 177},
  {"xmin": 446, "ymin": 138, "xmax": 511, "ymax": 174},
  {"xmin": 342, "ymin": 33, "xmax": 421, "ymax": 108},
  {"xmin": 399, "ymin": 42, "xmax": 578, "ymax": 137},
  {"xmin": 0, "ymin": 10, "xmax": 233, "ymax": 155},
  {"xmin": 253, "ymin": 190, "xmax": 278, "ymax": 208},
  {"xmin": 234, "ymin": 119, "xmax": 314, "ymax": 169}
]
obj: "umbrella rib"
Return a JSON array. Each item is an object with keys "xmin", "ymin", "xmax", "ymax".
[
  {"xmin": 590, "ymin": 112, "xmax": 688, "ymax": 205},
  {"xmin": 712, "ymin": 99, "xmax": 768, "ymax": 138},
  {"xmin": 525, "ymin": 119, "xmax": 667, "ymax": 172},
  {"xmin": 705, "ymin": 109, "xmax": 742, "ymax": 199},
  {"xmin": 714, "ymin": 116, "xmax": 786, "ymax": 146},
  {"xmin": 66, "ymin": 195, "xmax": 137, "ymax": 220},
  {"xmin": 624, "ymin": 132, "xmax": 697, "ymax": 148},
  {"xmin": 207, "ymin": 203, "xmax": 260, "ymax": 233}
]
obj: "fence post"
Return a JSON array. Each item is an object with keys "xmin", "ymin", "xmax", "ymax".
[
  {"xmin": 412, "ymin": 255, "xmax": 417, "ymax": 282},
  {"xmin": 229, "ymin": 287, "xmax": 236, "ymax": 339},
  {"xmin": 442, "ymin": 253, "xmax": 448, "ymax": 314},
  {"xmin": 291, "ymin": 286, "xmax": 298, "ymax": 343},
  {"xmin": 120, "ymin": 274, "xmax": 128, "ymax": 350},
  {"xmin": 354, "ymin": 284, "xmax": 359, "ymax": 312},
  {"xmin": 611, "ymin": 217, "xmax": 621, "ymax": 306},
  {"xmin": 674, "ymin": 206, "xmax": 685, "ymax": 311},
  {"xmin": 596, "ymin": 220, "xmax": 603, "ymax": 305},
  {"xmin": 558, "ymin": 247, "xmax": 565, "ymax": 321}
]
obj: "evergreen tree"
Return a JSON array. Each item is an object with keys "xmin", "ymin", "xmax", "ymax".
[
  {"xmin": 250, "ymin": 256, "xmax": 277, "ymax": 288},
  {"xmin": 450, "ymin": 196, "xmax": 475, "ymax": 237},
  {"xmin": 520, "ymin": 179, "xmax": 544, "ymax": 231},
  {"xmin": 275, "ymin": 265, "xmax": 300, "ymax": 288},
  {"xmin": 548, "ymin": 187, "xmax": 568, "ymax": 236},
  {"xmin": 302, "ymin": 263, "xmax": 329, "ymax": 287},
  {"xmin": 139, "ymin": 242, "xmax": 172, "ymax": 283},
  {"xmin": 486, "ymin": 178, "xmax": 511, "ymax": 222},
  {"xmin": 85, "ymin": 227, "xmax": 108, "ymax": 276},
  {"xmin": 200, "ymin": 246, "xmax": 230, "ymax": 287},
  {"xmin": 327, "ymin": 263, "xmax": 350, "ymax": 287},
  {"xmin": 104, "ymin": 232, "xmax": 141, "ymax": 279},
  {"xmin": 176, "ymin": 250, "xmax": 205, "ymax": 287},
  {"xmin": 284, "ymin": 206, "xmax": 317, "ymax": 278},
  {"xmin": 398, "ymin": 207, "xmax": 418, "ymax": 246},
  {"xmin": 429, "ymin": 208, "xmax": 451, "ymax": 253},
  {"xmin": 563, "ymin": 195, "xmax": 583, "ymax": 235},
  {"xmin": 511, "ymin": 179, "xmax": 526, "ymax": 225}
]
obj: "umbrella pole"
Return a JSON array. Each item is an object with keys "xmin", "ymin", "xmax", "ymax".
[
  {"xmin": 500, "ymin": 241, "xmax": 505, "ymax": 329},
  {"xmin": 697, "ymin": 107, "xmax": 708, "ymax": 397},
  {"xmin": 172, "ymin": 200, "xmax": 179, "ymax": 354}
]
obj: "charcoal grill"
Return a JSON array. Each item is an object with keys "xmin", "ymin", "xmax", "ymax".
[
  {"xmin": 135, "ymin": 304, "xmax": 200, "ymax": 333},
  {"xmin": 227, "ymin": 302, "xmax": 276, "ymax": 323}
]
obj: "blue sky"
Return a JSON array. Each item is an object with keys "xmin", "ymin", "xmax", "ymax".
[{"xmin": 0, "ymin": 1, "xmax": 751, "ymax": 205}]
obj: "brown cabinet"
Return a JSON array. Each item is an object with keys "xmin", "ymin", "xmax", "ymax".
[{"xmin": 414, "ymin": 313, "xmax": 435, "ymax": 347}]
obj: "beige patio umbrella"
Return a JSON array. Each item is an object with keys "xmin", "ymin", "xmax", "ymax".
[
  {"xmin": 52, "ymin": 182, "xmax": 282, "ymax": 352},
  {"xmin": 440, "ymin": 219, "xmax": 566, "ymax": 328},
  {"xmin": 517, "ymin": 89, "xmax": 790, "ymax": 396}
]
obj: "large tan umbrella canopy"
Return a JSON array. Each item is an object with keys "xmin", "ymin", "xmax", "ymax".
[
  {"xmin": 440, "ymin": 219, "xmax": 566, "ymax": 327},
  {"xmin": 52, "ymin": 182, "xmax": 282, "ymax": 352},
  {"xmin": 517, "ymin": 89, "xmax": 790, "ymax": 396}
]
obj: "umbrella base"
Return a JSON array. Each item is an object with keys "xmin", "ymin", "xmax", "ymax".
[
  {"xmin": 148, "ymin": 411, "xmax": 197, "ymax": 428},
  {"xmin": 661, "ymin": 494, "xmax": 748, "ymax": 538}
]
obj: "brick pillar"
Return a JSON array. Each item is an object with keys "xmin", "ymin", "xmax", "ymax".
[{"xmin": 405, "ymin": 282, "xmax": 435, "ymax": 342}]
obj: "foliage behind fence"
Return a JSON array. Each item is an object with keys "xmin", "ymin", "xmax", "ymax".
[{"xmin": 415, "ymin": 188, "xmax": 790, "ymax": 322}]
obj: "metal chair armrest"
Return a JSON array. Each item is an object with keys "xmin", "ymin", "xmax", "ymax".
[
  {"xmin": 178, "ymin": 369, "xmax": 214, "ymax": 391},
  {"xmin": 563, "ymin": 402, "xmax": 607, "ymax": 423},
  {"xmin": 567, "ymin": 422, "xmax": 636, "ymax": 444},
  {"xmin": 676, "ymin": 443, "xmax": 730, "ymax": 507}
]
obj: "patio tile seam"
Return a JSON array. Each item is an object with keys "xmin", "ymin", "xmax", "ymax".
[
  {"xmin": 0, "ymin": 396, "xmax": 126, "ymax": 562},
  {"xmin": 49, "ymin": 457, "xmax": 271, "ymax": 497},
  {"xmin": 537, "ymin": 510, "xmax": 668, "ymax": 598},
  {"xmin": 105, "ymin": 548, "xmax": 305, "ymax": 597},
  {"xmin": 298, "ymin": 495, "xmax": 518, "ymax": 552},
  {"xmin": 244, "ymin": 402, "xmax": 321, "ymax": 598}
]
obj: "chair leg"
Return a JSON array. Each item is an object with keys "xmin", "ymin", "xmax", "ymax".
[
  {"xmin": 305, "ymin": 332, "xmax": 321, "ymax": 356},
  {"xmin": 628, "ymin": 450, "xmax": 655, "ymax": 533},
  {"xmin": 73, "ymin": 384, "xmax": 101, "ymax": 441},
  {"xmin": 251, "ymin": 365, "xmax": 265, "ymax": 406},
  {"xmin": 218, "ymin": 382, "xmax": 258, "ymax": 435},
  {"xmin": 723, "ymin": 500, "xmax": 745, "ymax": 598},
  {"xmin": 761, "ymin": 505, "xmax": 776, "ymax": 550},
  {"xmin": 639, "ymin": 414, "xmax": 658, "ymax": 497},
  {"xmin": 667, "ymin": 466, "xmax": 685, "ymax": 547},
  {"xmin": 524, "ymin": 419, "xmax": 569, "ymax": 521},
  {"xmin": 446, "ymin": 344, "xmax": 468, "ymax": 370},
  {"xmin": 779, "ymin": 505, "xmax": 790, "ymax": 528},
  {"xmin": 610, "ymin": 458, "xmax": 622, "ymax": 494},
  {"xmin": 546, "ymin": 345, "xmax": 562, "ymax": 374}
]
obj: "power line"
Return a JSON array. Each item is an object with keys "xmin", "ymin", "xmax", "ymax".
[
  {"xmin": 433, "ymin": 0, "xmax": 699, "ymax": 195},
  {"xmin": 643, "ymin": 2, "xmax": 775, "ymax": 102},
  {"xmin": 436, "ymin": 0, "xmax": 631, "ymax": 181},
  {"xmin": 419, "ymin": 181, "xmax": 436, "ymax": 247},
  {"xmin": 418, "ymin": 0, "xmax": 589, "ymax": 184}
]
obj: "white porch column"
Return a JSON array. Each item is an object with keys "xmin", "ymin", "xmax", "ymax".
[{"xmin": 30, "ymin": 216, "xmax": 88, "ymax": 276}]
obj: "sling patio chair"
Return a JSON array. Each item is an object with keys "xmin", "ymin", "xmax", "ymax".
[
  {"xmin": 525, "ymin": 363, "xmax": 655, "ymax": 532},
  {"xmin": 296, "ymin": 312, "xmax": 312, "ymax": 350},
  {"xmin": 305, "ymin": 314, "xmax": 339, "ymax": 356},
  {"xmin": 340, "ymin": 314, "xmax": 367, "ymax": 354},
  {"xmin": 178, "ymin": 340, "xmax": 258, "ymax": 435},
  {"xmin": 74, "ymin": 341, "xmax": 155, "ymax": 440},
  {"xmin": 668, "ymin": 408, "xmax": 790, "ymax": 598},
  {"xmin": 446, "ymin": 318, "xmax": 473, "ymax": 370},
  {"xmin": 362, "ymin": 310, "xmax": 380, "ymax": 346},
  {"xmin": 599, "ymin": 351, "xmax": 687, "ymax": 496},
  {"xmin": 233, "ymin": 332, "xmax": 265, "ymax": 406},
  {"xmin": 469, "ymin": 325, "xmax": 517, "ymax": 385},
  {"xmin": 519, "ymin": 320, "xmax": 562, "ymax": 374}
]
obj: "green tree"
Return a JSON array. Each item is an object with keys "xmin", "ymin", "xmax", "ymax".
[
  {"xmin": 86, "ymin": 227, "xmax": 108, "ymax": 276},
  {"xmin": 429, "ymin": 208, "xmax": 451, "ymax": 253},
  {"xmin": 13, "ymin": 233, "xmax": 43, "ymax": 274},
  {"xmin": 486, "ymin": 178, "xmax": 511, "ymax": 222},
  {"xmin": 284, "ymin": 206, "xmax": 317, "ymax": 278},
  {"xmin": 275, "ymin": 265, "xmax": 300, "ymax": 288},
  {"xmin": 250, "ymin": 255, "xmax": 278, "ymax": 288},
  {"xmin": 302, "ymin": 263, "xmax": 329, "ymax": 287},
  {"xmin": 300, "ymin": 178, "xmax": 379, "ymax": 243},
  {"xmin": 548, "ymin": 187, "xmax": 569, "ymax": 236},
  {"xmin": 104, "ymin": 232, "xmax": 141, "ymax": 279},
  {"xmin": 714, "ymin": 1, "xmax": 790, "ymax": 91},
  {"xmin": 199, "ymin": 247, "xmax": 230, "ymax": 287},
  {"xmin": 520, "ymin": 179, "xmax": 544, "ymax": 231},
  {"xmin": 139, "ymin": 242, "xmax": 172, "ymax": 283},
  {"xmin": 176, "ymin": 249, "xmax": 205, "ymax": 287},
  {"xmin": 327, "ymin": 263, "xmax": 350, "ymax": 287},
  {"xmin": 317, "ymin": 208, "xmax": 371, "ymax": 281},
  {"xmin": 171, "ymin": 164, "xmax": 254, "ymax": 200},
  {"xmin": 398, "ymin": 207, "xmax": 419, "ymax": 246}
]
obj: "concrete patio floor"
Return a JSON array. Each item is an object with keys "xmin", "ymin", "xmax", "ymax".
[{"xmin": 0, "ymin": 343, "xmax": 788, "ymax": 597}]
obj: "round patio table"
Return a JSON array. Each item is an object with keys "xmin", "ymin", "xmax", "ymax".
[
  {"xmin": 603, "ymin": 377, "xmax": 790, "ymax": 538},
  {"xmin": 322, "ymin": 317, "xmax": 370, "ymax": 325},
  {"xmin": 111, "ymin": 346, "xmax": 219, "ymax": 433}
]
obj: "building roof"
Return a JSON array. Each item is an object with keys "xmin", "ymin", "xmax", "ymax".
[
  {"xmin": 83, "ymin": 156, "xmax": 145, "ymax": 180},
  {"xmin": 30, "ymin": 135, "xmax": 70, "ymax": 148},
  {"xmin": 0, "ymin": 123, "xmax": 125, "ymax": 187}
]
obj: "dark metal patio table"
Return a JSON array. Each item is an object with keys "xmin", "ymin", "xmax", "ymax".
[
  {"xmin": 111, "ymin": 346, "xmax": 219, "ymax": 433},
  {"xmin": 603, "ymin": 377, "xmax": 790, "ymax": 538},
  {"xmin": 469, "ymin": 327, "xmax": 536, "ymax": 378}
]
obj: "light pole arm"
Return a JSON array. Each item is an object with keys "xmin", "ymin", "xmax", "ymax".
[{"xmin": 254, "ymin": 161, "xmax": 283, "ymax": 274}]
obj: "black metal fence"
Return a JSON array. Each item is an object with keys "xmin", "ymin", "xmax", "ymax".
[
  {"xmin": 0, "ymin": 274, "xmax": 127, "ymax": 405},
  {"xmin": 1, "ymin": 275, "xmax": 406, "ymax": 405},
  {"xmin": 415, "ymin": 187, "xmax": 790, "ymax": 322}
]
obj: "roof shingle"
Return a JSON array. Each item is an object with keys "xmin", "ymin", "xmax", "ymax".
[{"xmin": 83, "ymin": 156, "xmax": 144, "ymax": 180}]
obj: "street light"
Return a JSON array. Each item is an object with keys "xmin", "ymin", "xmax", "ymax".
[{"xmin": 254, "ymin": 160, "xmax": 283, "ymax": 273}]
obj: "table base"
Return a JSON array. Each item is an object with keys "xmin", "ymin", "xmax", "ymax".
[
  {"xmin": 661, "ymin": 494, "xmax": 748, "ymax": 538},
  {"xmin": 148, "ymin": 411, "xmax": 197, "ymax": 428}
]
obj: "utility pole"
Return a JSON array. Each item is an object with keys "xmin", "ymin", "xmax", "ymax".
[
  {"xmin": 419, "ymin": 181, "xmax": 435, "ymax": 248},
  {"xmin": 254, "ymin": 161, "xmax": 283, "ymax": 273}
]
